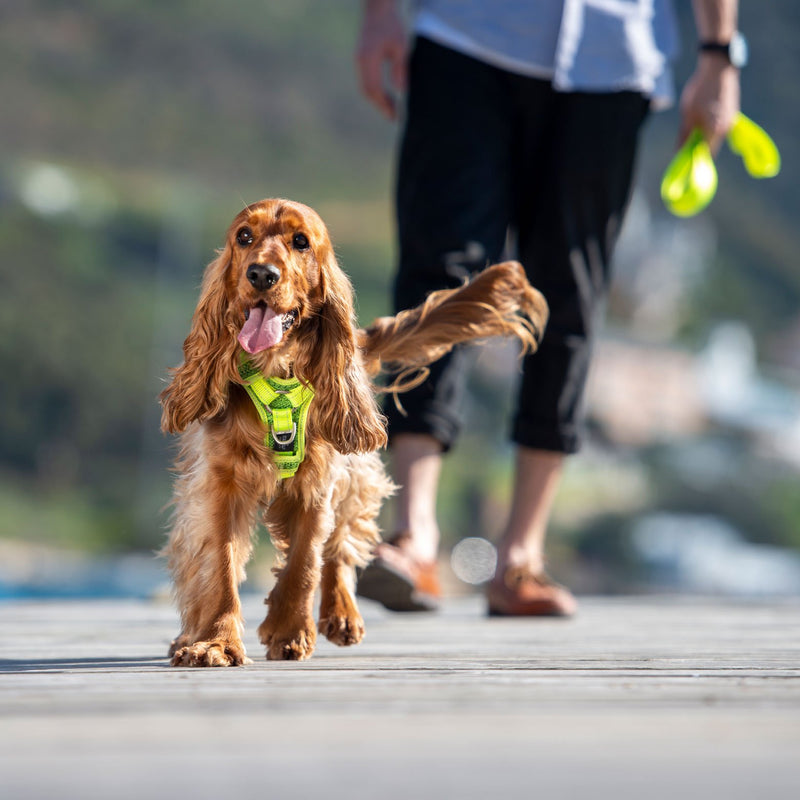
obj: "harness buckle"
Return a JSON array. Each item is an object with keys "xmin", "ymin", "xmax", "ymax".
[{"xmin": 271, "ymin": 423, "xmax": 297, "ymax": 451}]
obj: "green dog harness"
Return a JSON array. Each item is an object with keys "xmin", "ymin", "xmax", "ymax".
[{"xmin": 238, "ymin": 357, "xmax": 315, "ymax": 479}]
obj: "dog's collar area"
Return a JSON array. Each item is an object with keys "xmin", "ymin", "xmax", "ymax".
[{"xmin": 238, "ymin": 356, "xmax": 314, "ymax": 479}]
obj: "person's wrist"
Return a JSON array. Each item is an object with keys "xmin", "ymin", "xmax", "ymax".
[{"xmin": 697, "ymin": 51, "xmax": 739, "ymax": 73}]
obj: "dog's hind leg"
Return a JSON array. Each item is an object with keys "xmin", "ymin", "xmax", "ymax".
[
  {"xmin": 319, "ymin": 452, "xmax": 395, "ymax": 647},
  {"xmin": 164, "ymin": 429, "xmax": 258, "ymax": 667},
  {"xmin": 319, "ymin": 559, "xmax": 364, "ymax": 647}
]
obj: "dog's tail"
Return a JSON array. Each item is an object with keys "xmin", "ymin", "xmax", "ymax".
[{"xmin": 357, "ymin": 261, "xmax": 549, "ymax": 388}]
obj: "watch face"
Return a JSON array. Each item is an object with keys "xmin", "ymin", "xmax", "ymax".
[{"xmin": 730, "ymin": 32, "xmax": 748, "ymax": 68}]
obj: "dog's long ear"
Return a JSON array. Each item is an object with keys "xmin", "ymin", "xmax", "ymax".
[
  {"xmin": 160, "ymin": 248, "xmax": 240, "ymax": 434},
  {"xmin": 294, "ymin": 252, "xmax": 387, "ymax": 454}
]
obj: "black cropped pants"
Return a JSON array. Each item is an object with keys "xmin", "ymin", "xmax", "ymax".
[{"xmin": 386, "ymin": 37, "xmax": 650, "ymax": 454}]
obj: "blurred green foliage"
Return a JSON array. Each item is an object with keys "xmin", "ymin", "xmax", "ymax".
[{"xmin": 1, "ymin": 0, "xmax": 799, "ymax": 568}]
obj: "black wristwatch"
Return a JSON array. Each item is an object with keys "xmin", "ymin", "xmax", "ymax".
[{"xmin": 699, "ymin": 31, "xmax": 748, "ymax": 68}]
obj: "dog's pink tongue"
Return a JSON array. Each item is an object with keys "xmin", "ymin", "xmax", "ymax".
[{"xmin": 238, "ymin": 306, "xmax": 284, "ymax": 354}]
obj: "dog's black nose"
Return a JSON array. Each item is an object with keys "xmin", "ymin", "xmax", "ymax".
[{"xmin": 246, "ymin": 263, "xmax": 280, "ymax": 291}]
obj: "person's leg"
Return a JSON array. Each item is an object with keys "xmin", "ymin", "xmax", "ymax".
[
  {"xmin": 358, "ymin": 39, "xmax": 516, "ymax": 611},
  {"xmin": 355, "ymin": 433, "xmax": 443, "ymax": 611},
  {"xmin": 487, "ymin": 446, "xmax": 577, "ymax": 616},
  {"xmin": 389, "ymin": 433, "xmax": 443, "ymax": 564},
  {"xmin": 512, "ymin": 90, "xmax": 649, "ymax": 455},
  {"xmin": 495, "ymin": 447, "xmax": 564, "ymax": 574},
  {"xmin": 488, "ymin": 89, "xmax": 651, "ymax": 615},
  {"xmin": 386, "ymin": 37, "xmax": 516, "ymax": 451}
]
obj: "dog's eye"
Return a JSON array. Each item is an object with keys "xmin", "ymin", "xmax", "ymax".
[
  {"xmin": 292, "ymin": 232, "xmax": 310, "ymax": 251},
  {"xmin": 236, "ymin": 227, "xmax": 254, "ymax": 246}
]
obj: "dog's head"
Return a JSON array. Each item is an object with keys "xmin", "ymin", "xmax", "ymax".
[
  {"xmin": 226, "ymin": 199, "xmax": 331, "ymax": 357},
  {"xmin": 160, "ymin": 199, "xmax": 386, "ymax": 454}
]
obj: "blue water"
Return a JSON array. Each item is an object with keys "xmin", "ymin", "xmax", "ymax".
[{"xmin": 0, "ymin": 554, "xmax": 168, "ymax": 601}]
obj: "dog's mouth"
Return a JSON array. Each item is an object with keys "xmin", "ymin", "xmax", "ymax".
[{"xmin": 238, "ymin": 302, "xmax": 298, "ymax": 354}]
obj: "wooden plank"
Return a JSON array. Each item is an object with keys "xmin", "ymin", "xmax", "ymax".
[{"xmin": 1, "ymin": 595, "xmax": 798, "ymax": 799}]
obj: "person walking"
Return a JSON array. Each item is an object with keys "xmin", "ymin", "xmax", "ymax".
[{"xmin": 355, "ymin": 0, "xmax": 743, "ymax": 616}]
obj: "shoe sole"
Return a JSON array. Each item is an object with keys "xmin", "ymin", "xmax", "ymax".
[
  {"xmin": 357, "ymin": 559, "xmax": 439, "ymax": 612},
  {"xmin": 487, "ymin": 605, "xmax": 574, "ymax": 618}
]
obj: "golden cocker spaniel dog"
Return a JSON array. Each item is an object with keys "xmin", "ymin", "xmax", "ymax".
[{"xmin": 160, "ymin": 198, "xmax": 548, "ymax": 665}]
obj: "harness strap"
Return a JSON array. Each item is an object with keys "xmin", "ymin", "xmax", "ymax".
[{"xmin": 238, "ymin": 357, "xmax": 315, "ymax": 479}]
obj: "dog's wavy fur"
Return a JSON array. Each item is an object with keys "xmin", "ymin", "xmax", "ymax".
[{"xmin": 160, "ymin": 198, "xmax": 548, "ymax": 665}]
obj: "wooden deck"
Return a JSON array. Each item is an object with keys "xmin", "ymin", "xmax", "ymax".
[{"xmin": 1, "ymin": 594, "xmax": 799, "ymax": 799}]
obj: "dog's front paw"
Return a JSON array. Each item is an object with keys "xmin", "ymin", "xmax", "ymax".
[
  {"xmin": 170, "ymin": 639, "xmax": 252, "ymax": 667},
  {"xmin": 168, "ymin": 633, "xmax": 192, "ymax": 658},
  {"xmin": 319, "ymin": 611, "xmax": 365, "ymax": 647},
  {"xmin": 257, "ymin": 614, "xmax": 317, "ymax": 661}
]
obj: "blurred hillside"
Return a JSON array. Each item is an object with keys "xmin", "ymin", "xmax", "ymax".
[{"xmin": 1, "ymin": 1, "xmax": 799, "ymax": 595}]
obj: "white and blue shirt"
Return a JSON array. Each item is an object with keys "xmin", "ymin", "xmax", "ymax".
[{"xmin": 413, "ymin": 0, "xmax": 680, "ymax": 107}]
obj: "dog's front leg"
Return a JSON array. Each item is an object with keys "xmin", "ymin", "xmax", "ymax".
[
  {"xmin": 258, "ymin": 490, "xmax": 333, "ymax": 661},
  {"xmin": 164, "ymin": 432, "xmax": 259, "ymax": 667}
]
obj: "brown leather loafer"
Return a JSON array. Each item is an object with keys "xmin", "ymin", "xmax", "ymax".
[
  {"xmin": 487, "ymin": 565, "xmax": 577, "ymax": 617},
  {"xmin": 357, "ymin": 536, "xmax": 441, "ymax": 612}
]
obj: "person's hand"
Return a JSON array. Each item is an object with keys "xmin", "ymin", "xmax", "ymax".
[
  {"xmin": 355, "ymin": 0, "xmax": 408, "ymax": 120},
  {"xmin": 678, "ymin": 54, "xmax": 740, "ymax": 154}
]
